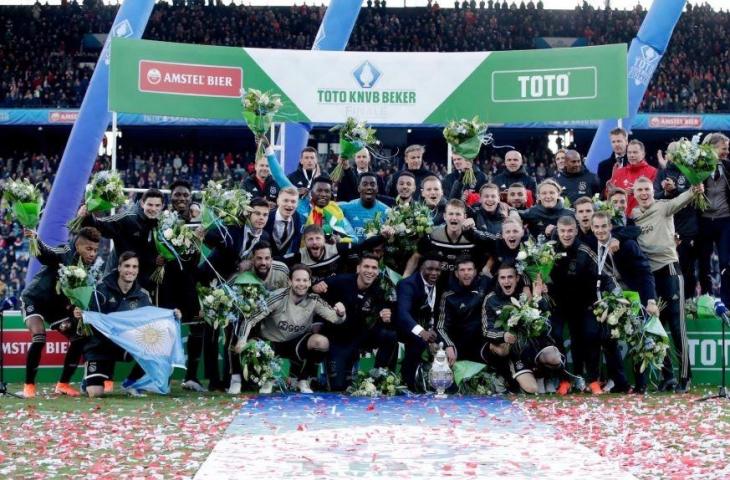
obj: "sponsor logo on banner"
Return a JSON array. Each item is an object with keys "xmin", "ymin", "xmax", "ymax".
[
  {"xmin": 353, "ymin": 61, "xmax": 381, "ymax": 89},
  {"xmin": 687, "ymin": 335, "xmax": 730, "ymax": 370},
  {"xmin": 48, "ymin": 111, "xmax": 80, "ymax": 123},
  {"xmin": 139, "ymin": 60, "xmax": 243, "ymax": 98},
  {"xmin": 492, "ymin": 67, "xmax": 597, "ymax": 103},
  {"xmin": 648, "ymin": 115, "xmax": 702, "ymax": 129},
  {"xmin": 1, "ymin": 330, "xmax": 70, "ymax": 367},
  {"xmin": 628, "ymin": 45, "xmax": 660, "ymax": 86},
  {"xmin": 317, "ymin": 60, "xmax": 416, "ymax": 106}
]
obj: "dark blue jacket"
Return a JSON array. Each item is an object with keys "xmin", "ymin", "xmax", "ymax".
[
  {"xmin": 584, "ymin": 236, "xmax": 657, "ymax": 306},
  {"xmin": 395, "ymin": 272, "xmax": 438, "ymax": 337},
  {"xmin": 264, "ymin": 208, "xmax": 303, "ymax": 261},
  {"xmin": 555, "ymin": 167, "xmax": 600, "ymax": 203},
  {"xmin": 198, "ymin": 225, "xmax": 270, "ymax": 285}
]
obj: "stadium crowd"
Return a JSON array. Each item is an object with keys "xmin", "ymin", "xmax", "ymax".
[{"xmin": 0, "ymin": 2, "xmax": 728, "ymax": 112}]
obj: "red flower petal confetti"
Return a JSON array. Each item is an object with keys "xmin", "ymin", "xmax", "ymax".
[
  {"xmin": 0, "ymin": 389, "xmax": 244, "ymax": 479},
  {"xmin": 515, "ymin": 393, "xmax": 730, "ymax": 480}
]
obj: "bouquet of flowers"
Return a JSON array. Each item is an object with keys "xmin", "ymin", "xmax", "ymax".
[
  {"xmin": 347, "ymin": 367, "xmax": 403, "ymax": 397},
  {"xmin": 593, "ymin": 291, "xmax": 640, "ymax": 340},
  {"xmin": 452, "ymin": 360, "xmax": 504, "ymax": 395},
  {"xmin": 239, "ymin": 339, "xmax": 282, "ymax": 388},
  {"xmin": 68, "ymin": 170, "xmax": 126, "ymax": 232},
  {"xmin": 329, "ymin": 117, "xmax": 378, "ymax": 182},
  {"xmin": 231, "ymin": 271, "xmax": 269, "ymax": 318},
  {"xmin": 667, "ymin": 136, "xmax": 719, "ymax": 210},
  {"xmin": 443, "ymin": 117, "xmax": 489, "ymax": 188},
  {"xmin": 495, "ymin": 293, "xmax": 550, "ymax": 339},
  {"xmin": 200, "ymin": 181, "xmax": 252, "ymax": 229},
  {"xmin": 515, "ymin": 235, "xmax": 565, "ymax": 283},
  {"xmin": 2, "ymin": 178, "xmax": 43, "ymax": 256},
  {"xmin": 242, "ymin": 88, "xmax": 284, "ymax": 142},
  {"xmin": 591, "ymin": 194, "xmax": 624, "ymax": 226},
  {"xmin": 363, "ymin": 203, "xmax": 433, "ymax": 267},
  {"xmin": 198, "ymin": 285, "xmax": 237, "ymax": 330},
  {"xmin": 151, "ymin": 210, "xmax": 199, "ymax": 284},
  {"xmin": 628, "ymin": 315, "xmax": 671, "ymax": 374},
  {"xmin": 57, "ymin": 262, "xmax": 100, "ymax": 336}
]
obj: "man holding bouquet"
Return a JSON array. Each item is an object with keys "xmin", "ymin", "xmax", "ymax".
[{"xmin": 20, "ymin": 227, "xmax": 101, "ymax": 398}]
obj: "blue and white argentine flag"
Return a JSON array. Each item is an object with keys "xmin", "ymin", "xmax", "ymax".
[{"xmin": 83, "ymin": 306, "xmax": 186, "ymax": 394}]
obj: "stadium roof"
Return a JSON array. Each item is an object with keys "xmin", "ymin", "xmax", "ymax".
[{"xmin": 3, "ymin": 0, "xmax": 728, "ymax": 11}]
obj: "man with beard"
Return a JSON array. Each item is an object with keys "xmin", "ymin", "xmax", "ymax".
[
  {"xmin": 243, "ymin": 155, "xmax": 280, "ymax": 205},
  {"xmin": 421, "ymin": 176, "xmax": 447, "ymax": 225},
  {"xmin": 339, "ymin": 172, "xmax": 390, "ymax": 243},
  {"xmin": 321, "ymin": 254, "xmax": 398, "ymax": 391},
  {"xmin": 197, "ymin": 197, "xmax": 271, "ymax": 391},
  {"xmin": 404, "ymin": 199, "xmax": 495, "ymax": 280},
  {"xmin": 609, "ymin": 139, "xmax": 657, "ymax": 214},
  {"xmin": 386, "ymin": 145, "xmax": 432, "ymax": 198},
  {"xmin": 597, "ymin": 127, "xmax": 629, "ymax": 194},
  {"xmin": 396, "ymin": 254, "xmax": 442, "ymax": 390},
  {"xmin": 198, "ymin": 197, "xmax": 271, "ymax": 285},
  {"xmin": 79, "ymin": 188, "xmax": 164, "ymax": 290},
  {"xmin": 632, "ymin": 177, "xmax": 704, "ymax": 393},
  {"xmin": 394, "ymin": 171, "xmax": 417, "ymax": 207},
  {"xmin": 20, "ymin": 227, "xmax": 101, "ymax": 398},
  {"xmin": 518, "ymin": 179, "xmax": 572, "ymax": 238},
  {"xmin": 590, "ymin": 211, "xmax": 658, "ymax": 393},
  {"xmin": 264, "ymin": 186, "xmax": 303, "ymax": 261},
  {"xmin": 336, "ymin": 148, "xmax": 386, "ymax": 202},
  {"xmin": 698, "ymin": 133, "xmax": 730, "ymax": 305},
  {"xmin": 473, "ymin": 183, "xmax": 510, "ymax": 236},
  {"xmin": 493, "ymin": 150, "xmax": 537, "ymax": 197},
  {"xmin": 507, "ymin": 183, "xmax": 530, "ymax": 209},
  {"xmin": 288, "ymin": 147, "xmax": 324, "ymax": 199},
  {"xmin": 483, "ymin": 263, "xmax": 560, "ymax": 394},
  {"xmin": 294, "ymin": 224, "xmax": 391, "ymax": 285},
  {"xmin": 653, "ymin": 158, "xmax": 699, "ymax": 299},
  {"xmin": 226, "ymin": 241, "xmax": 289, "ymax": 395},
  {"xmin": 437, "ymin": 256, "xmax": 491, "ymax": 365},
  {"xmin": 555, "ymin": 150, "xmax": 600, "ymax": 203},
  {"xmin": 235, "ymin": 265, "xmax": 346, "ymax": 394},
  {"xmin": 550, "ymin": 215, "xmax": 627, "ymax": 395}
]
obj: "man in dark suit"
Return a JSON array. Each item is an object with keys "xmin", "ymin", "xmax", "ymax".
[
  {"xmin": 198, "ymin": 197, "xmax": 271, "ymax": 285},
  {"xmin": 395, "ymin": 253, "xmax": 443, "ymax": 390},
  {"xmin": 597, "ymin": 127, "xmax": 628, "ymax": 195},
  {"xmin": 264, "ymin": 186, "xmax": 302, "ymax": 261}
]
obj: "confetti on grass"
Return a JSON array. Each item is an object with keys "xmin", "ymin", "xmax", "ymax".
[
  {"xmin": 0, "ymin": 387, "xmax": 243, "ymax": 479},
  {"xmin": 516, "ymin": 393, "xmax": 730, "ymax": 480}
]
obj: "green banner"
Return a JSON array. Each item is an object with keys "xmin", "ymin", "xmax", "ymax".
[{"xmin": 110, "ymin": 38, "xmax": 628, "ymax": 124}]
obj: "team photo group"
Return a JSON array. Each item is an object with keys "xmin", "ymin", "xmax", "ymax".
[{"xmin": 8, "ymin": 99, "xmax": 729, "ymax": 398}]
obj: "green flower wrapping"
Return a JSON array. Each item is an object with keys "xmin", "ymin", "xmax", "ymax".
[
  {"xmin": 667, "ymin": 136, "xmax": 719, "ymax": 210},
  {"xmin": 443, "ymin": 116, "xmax": 489, "ymax": 160}
]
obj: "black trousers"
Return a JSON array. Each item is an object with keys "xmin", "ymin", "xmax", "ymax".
[
  {"xmin": 551, "ymin": 309, "xmax": 586, "ymax": 377},
  {"xmin": 581, "ymin": 311, "xmax": 629, "ymax": 389},
  {"xmin": 698, "ymin": 216, "xmax": 730, "ymax": 306},
  {"xmin": 654, "ymin": 262, "xmax": 691, "ymax": 382},
  {"xmin": 401, "ymin": 334, "xmax": 429, "ymax": 390},
  {"xmin": 677, "ymin": 236, "xmax": 700, "ymax": 299},
  {"xmin": 327, "ymin": 325, "xmax": 398, "ymax": 391}
]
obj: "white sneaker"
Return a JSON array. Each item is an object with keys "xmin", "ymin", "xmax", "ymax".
[
  {"xmin": 181, "ymin": 379, "xmax": 207, "ymax": 392},
  {"xmin": 122, "ymin": 386, "xmax": 147, "ymax": 398},
  {"xmin": 297, "ymin": 379, "xmax": 313, "ymax": 394},
  {"xmin": 259, "ymin": 380, "xmax": 274, "ymax": 394},
  {"xmin": 228, "ymin": 374, "xmax": 242, "ymax": 395}
]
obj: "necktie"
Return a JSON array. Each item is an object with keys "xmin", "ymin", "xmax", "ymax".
[
  {"xmin": 426, "ymin": 285, "xmax": 435, "ymax": 309},
  {"xmin": 280, "ymin": 220, "xmax": 289, "ymax": 245}
]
